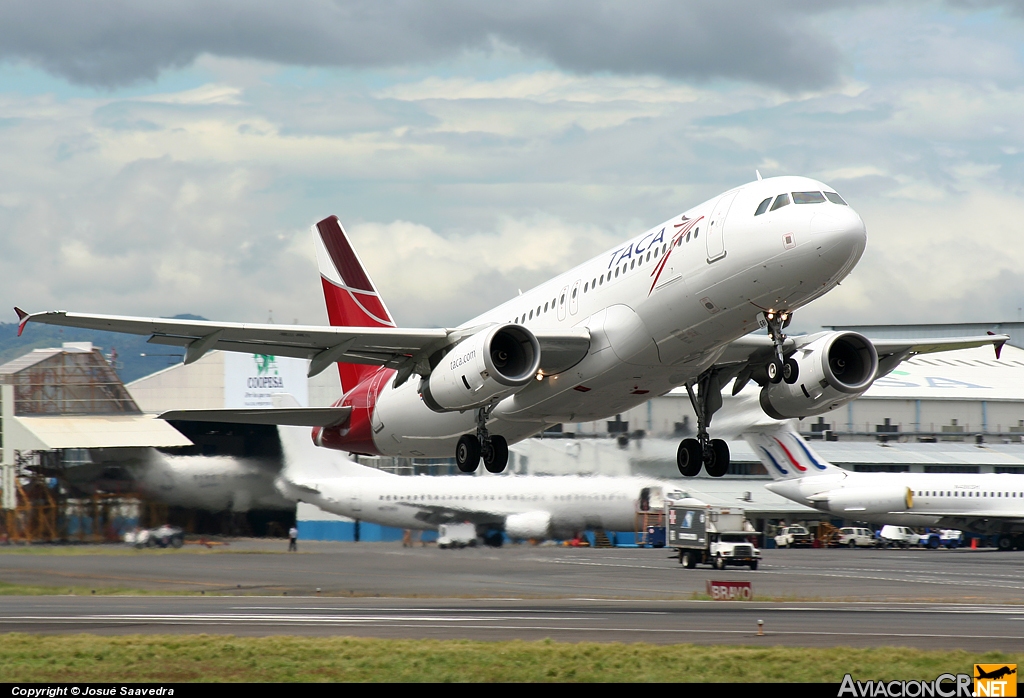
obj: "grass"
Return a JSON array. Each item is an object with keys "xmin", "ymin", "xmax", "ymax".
[
  {"xmin": 0, "ymin": 544, "xmax": 280, "ymax": 556},
  {"xmin": 0, "ymin": 581, "xmax": 202, "ymax": 596},
  {"xmin": 0, "ymin": 634, "xmax": 1017, "ymax": 682}
]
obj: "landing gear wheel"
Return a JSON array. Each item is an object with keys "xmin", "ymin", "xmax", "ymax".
[
  {"xmin": 704, "ymin": 439, "xmax": 730, "ymax": 477},
  {"xmin": 767, "ymin": 357, "xmax": 783, "ymax": 384},
  {"xmin": 783, "ymin": 358, "xmax": 799, "ymax": 385},
  {"xmin": 456, "ymin": 434, "xmax": 480, "ymax": 473},
  {"xmin": 682, "ymin": 368, "xmax": 727, "ymax": 479},
  {"xmin": 483, "ymin": 435, "xmax": 509, "ymax": 474},
  {"xmin": 677, "ymin": 439, "xmax": 703, "ymax": 477}
]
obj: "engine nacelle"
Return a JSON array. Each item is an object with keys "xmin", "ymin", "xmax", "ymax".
[
  {"xmin": 759, "ymin": 331, "xmax": 878, "ymax": 419},
  {"xmin": 504, "ymin": 510, "xmax": 552, "ymax": 540},
  {"xmin": 420, "ymin": 324, "xmax": 541, "ymax": 412},
  {"xmin": 808, "ymin": 486, "xmax": 913, "ymax": 515}
]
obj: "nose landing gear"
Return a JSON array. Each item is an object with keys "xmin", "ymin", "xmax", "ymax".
[
  {"xmin": 763, "ymin": 310, "xmax": 799, "ymax": 385},
  {"xmin": 455, "ymin": 405, "xmax": 509, "ymax": 474},
  {"xmin": 677, "ymin": 369, "xmax": 730, "ymax": 477}
]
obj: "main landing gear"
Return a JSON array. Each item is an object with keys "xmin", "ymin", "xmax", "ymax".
[
  {"xmin": 677, "ymin": 369, "xmax": 730, "ymax": 478},
  {"xmin": 455, "ymin": 405, "xmax": 509, "ymax": 474},
  {"xmin": 763, "ymin": 310, "xmax": 799, "ymax": 385}
]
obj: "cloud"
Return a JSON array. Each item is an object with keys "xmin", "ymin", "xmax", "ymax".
[{"xmin": 0, "ymin": 1, "xmax": 843, "ymax": 90}]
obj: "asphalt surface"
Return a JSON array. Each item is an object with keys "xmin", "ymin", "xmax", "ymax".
[{"xmin": 1, "ymin": 541, "xmax": 1023, "ymax": 649}]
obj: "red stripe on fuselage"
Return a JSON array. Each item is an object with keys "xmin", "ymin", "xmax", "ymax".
[
  {"xmin": 772, "ymin": 437, "xmax": 807, "ymax": 471},
  {"xmin": 313, "ymin": 367, "xmax": 395, "ymax": 456},
  {"xmin": 648, "ymin": 216, "xmax": 702, "ymax": 295}
]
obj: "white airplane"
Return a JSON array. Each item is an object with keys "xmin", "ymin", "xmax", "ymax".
[
  {"xmin": 14, "ymin": 175, "xmax": 1006, "ymax": 476},
  {"xmin": 273, "ymin": 424, "xmax": 692, "ymax": 541},
  {"xmin": 746, "ymin": 421, "xmax": 1024, "ymax": 551},
  {"xmin": 53, "ymin": 447, "xmax": 292, "ymax": 512}
]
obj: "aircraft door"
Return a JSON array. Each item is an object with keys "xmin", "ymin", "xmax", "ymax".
[
  {"xmin": 705, "ymin": 190, "xmax": 738, "ymax": 263},
  {"xmin": 569, "ymin": 280, "xmax": 581, "ymax": 316},
  {"xmin": 557, "ymin": 285, "xmax": 569, "ymax": 321}
]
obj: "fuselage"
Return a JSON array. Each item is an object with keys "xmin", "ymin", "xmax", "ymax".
[
  {"xmin": 279, "ymin": 473, "xmax": 676, "ymax": 538},
  {"xmin": 319, "ymin": 175, "xmax": 867, "ymax": 457},
  {"xmin": 767, "ymin": 471, "xmax": 1024, "ymax": 531}
]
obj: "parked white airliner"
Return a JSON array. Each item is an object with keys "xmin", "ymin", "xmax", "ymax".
[
  {"xmin": 273, "ymin": 425, "xmax": 689, "ymax": 541},
  {"xmin": 15, "ymin": 175, "xmax": 1005, "ymax": 477},
  {"xmin": 746, "ymin": 422, "xmax": 1024, "ymax": 551}
]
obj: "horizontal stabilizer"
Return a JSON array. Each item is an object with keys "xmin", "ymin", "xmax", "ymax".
[{"xmin": 159, "ymin": 407, "xmax": 352, "ymax": 428}]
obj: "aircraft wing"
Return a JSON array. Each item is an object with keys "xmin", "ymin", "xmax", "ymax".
[
  {"xmin": 716, "ymin": 331, "xmax": 1009, "ymax": 395},
  {"xmin": 397, "ymin": 501, "xmax": 506, "ymax": 527},
  {"xmin": 160, "ymin": 407, "xmax": 352, "ymax": 428},
  {"xmin": 923, "ymin": 513, "xmax": 1024, "ymax": 531},
  {"xmin": 14, "ymin": 308, "xmax": 590, "ymax": 379}
]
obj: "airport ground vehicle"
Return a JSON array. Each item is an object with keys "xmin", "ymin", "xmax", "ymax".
[
  {"xmin": 835, "ymin": 527, "xmax": 876, "ymax": 548},
  {"xmin": 124, "ymin": 525, "xmax": 184, "ymax": 549},
  {"xmin": 879, "ymin": 525, "xmax": 922, "ymax": 548},
  {"xmin": 922, "ymin": 528, "xmax": 962, "ymax": 549},
  {"xmin": 774, "ymin": 525, "xmax": 813, "ymax": 548},
  {"xmin": 667, "ymin": 504, "xmax": 761, "ymax": 570},
  {"xmin": 437, "ymin": 523, "xmax": 477, "ymax": 549}
]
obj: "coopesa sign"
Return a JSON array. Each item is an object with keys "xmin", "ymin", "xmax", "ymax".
[{"xmin": 224, "ymin": 352, "xmax": 309, "ymax": 408}]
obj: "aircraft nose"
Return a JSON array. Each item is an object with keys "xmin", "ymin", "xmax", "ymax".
[{"xmin": 810, "ymin": 205, "xmax": 867, "ymax": 269}]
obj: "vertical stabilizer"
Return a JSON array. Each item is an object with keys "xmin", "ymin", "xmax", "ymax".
[
  {"xmin": 743, "ymin": 422, "xmax": 844, "ymax": 481},
  {"xmin": 277, "ymin": 424, "xmax": 394, "ymax": 486},
  {"xmin": 312, "ymin": 216, "xmax": 396, "ymax": 392}
]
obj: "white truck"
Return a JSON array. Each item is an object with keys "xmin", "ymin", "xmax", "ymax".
[
  {"xmin": 879, "ymin": 525, "xmax": 922, "ymax": 548},
  {"xmin": 667, "ymin": 504, "xmax": 761, "ymax": 570},
  {"xmin": 437, "ymin": 522, "xmax": 477, "ymax": 549},
  {"xmin": 774, "ymin": 525, "xmax": 814, "ymax": 548}
]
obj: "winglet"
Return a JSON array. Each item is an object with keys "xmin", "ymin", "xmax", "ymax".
[
  {"xmin": 14, "ymin": 307, "xmax": 29, "ymax": 336},
  {"xmin": 983, "ymin": 329, "xmax": 1007, "ymax": 358}
]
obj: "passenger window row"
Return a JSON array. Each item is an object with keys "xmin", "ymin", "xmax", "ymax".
[
  {"xmin": 755, "ymin": 190, "xmax": 847, "ymax": 216},
  {"xmin": 508, "ymin": 229, "xmax": 702, "ymax": 325}
]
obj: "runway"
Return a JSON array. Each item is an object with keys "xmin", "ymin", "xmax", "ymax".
[
  {"xmin": 1, "ymin": 596, "xmax": 1023, "ymax": 650},
  {"xmin": 1, "ymin": 542, "xmax": 1023, "ymax": 649}
]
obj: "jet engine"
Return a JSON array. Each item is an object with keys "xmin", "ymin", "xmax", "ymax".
[
  {"xmin": 759, "ymin": 332, "xmax": 878, "ymax": 419},
  {"xmin": 504, "ymin": 510, "xmax": 552, "ymax": 540},
  {"xmin": 419, "ymin": 324, "xmax": 541, "ymax": 412},
  {"xmin": 807, "ymin": 485, "xmax": 913, "ymax": 515}
]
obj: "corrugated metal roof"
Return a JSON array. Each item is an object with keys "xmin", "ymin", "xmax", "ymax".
[
  {"xmin": 0, "ymin": 349, "xmax": 62, "ymax": 376},
  {"xmin": 7, "ymin": 415, "xmax": 192, "ymax": 449}
]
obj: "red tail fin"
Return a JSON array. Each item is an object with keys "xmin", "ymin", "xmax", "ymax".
[{"xmin": 313, "ymin": 216, "xmax": 396, "ymax": 393}]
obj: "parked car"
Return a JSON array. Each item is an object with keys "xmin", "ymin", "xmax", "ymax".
[
  {"xmin": 774, "ymin": 525, "xmax": 814, "ymax": 548},
  {"xmin": 879, "ymin": 525, "xmax": 922, "ymax": 548},
  {"xmin": 835, "ymin": 527, "xmax": 876, "ymax": 548}
]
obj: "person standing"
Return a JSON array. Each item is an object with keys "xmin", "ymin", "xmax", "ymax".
[{"xmin": 288, "ymin": 526, "xmax": 298, "ymax": 552}]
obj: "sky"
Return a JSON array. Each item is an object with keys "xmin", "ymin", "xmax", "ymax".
[{"xmin": 1, "ymin": 1, "xmax": 1023, "ymax": 332}]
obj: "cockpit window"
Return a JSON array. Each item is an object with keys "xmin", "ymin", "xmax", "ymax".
[
  {"xmin": 769, "ymin": 193, "xmax": 790, "ymax": 211},
  {"xmin": 754, "ymin": 197, "xmax": 772, "ymax": 216},
  {"xmin": 793, "ymin": 191, "xmax": 826, "ymax": 204},
  {"xmin": 824, "ymin": 191, "xmax": 848, "ymax": 205}
]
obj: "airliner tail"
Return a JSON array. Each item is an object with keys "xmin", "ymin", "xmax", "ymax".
[
  {"xmin": 312, "ymin": 216, "xmax": 396, "ymax": 393},
  {"xmin": 743, "ymin": 421, "xmax": 845, "ymax": 481}
]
